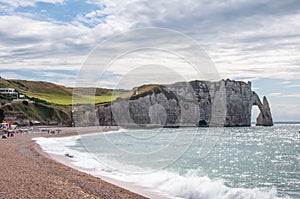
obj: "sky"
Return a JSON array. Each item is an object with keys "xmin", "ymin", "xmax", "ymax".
[{"xmin": 0, "ymin": 0, "xmax": 299, "ymax": 121}]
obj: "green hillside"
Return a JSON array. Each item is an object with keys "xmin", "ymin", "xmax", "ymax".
[
  {"xmin": 0, "ymin": 78, "xmax": 130, "ymax": 105},
  {"xmin": 0, "ymin": 78, "xmax": 130, "ymax": 125}
]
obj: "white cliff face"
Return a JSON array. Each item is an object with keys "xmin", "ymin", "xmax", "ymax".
[
  {"xmin": 224, "ymin": 80, "xmax": 253, "ymax": 126},
  {"xmin": 96, "ymin": 79, "xmax": 273, "ymax": 127}
]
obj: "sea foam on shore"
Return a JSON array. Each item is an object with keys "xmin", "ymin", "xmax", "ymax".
[{"xmin": 34, "ymin": 126, "xmax": 294, "ymax": 199}]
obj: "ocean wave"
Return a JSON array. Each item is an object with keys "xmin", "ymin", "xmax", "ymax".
[
  {"xmin": 141, "ymin": 170, "xmax": 280, "ymax": 199},
  {"xmin": 34, "ymin": 136, "xmax": 288, "ymax": 199}
]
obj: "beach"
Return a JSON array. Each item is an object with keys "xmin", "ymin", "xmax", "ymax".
[
  {"xmin": 1, "ymin": 125, "xmax": 298, "ymax": 199},
  {"xmin": 0, "ymin": 127, "xmax": 146, "ymax": 199}
]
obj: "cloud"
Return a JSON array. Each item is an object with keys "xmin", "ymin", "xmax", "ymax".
[
  {"xmin": 267, "ymin": 92, "xmax": 300, "ymax": 98},
  {"xmin": 270, "ymin": 103, "xmax": 300, "ymax": 121},
  {"xmin": 280, "ymin": 81, "xmax": 291, "ymax": 84},
  {"xmin": 0, "ymin": 0, "xmax": 65, "ymax": 8},
  {"xmin": 0, "ymin": 1, "xmax": 138, "ymax": 72},
  {"xmin": 1, "ymin": 0, "xmax": 300, "ymax": 84},
  {"xmin": 0, "ymin": 72, "xmax": 22, "ymax": 79},
  {"xmin": 287, "ymin": 84, "xmax": 300, "ymax": 88},
  {"xmin": 269, "ymin": 92, "xmax": 282, "ymax": 97},
  {"xmin": 282, "ymin": 94, "xmax": 300, "ymax": 98},
  {"xmin": 34, "ymin": 71, "xmax": 75, "ymax": 79},
  {"xmin": 0, "ymin": 15, "xmax": 95, "ymax": 70},
  {"xmin": 104, "ymin": 0, "xmax": 300, "ymax": 81}
]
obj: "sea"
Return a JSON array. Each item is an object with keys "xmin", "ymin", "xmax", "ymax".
[{"xmin": 35, "ymin": 124, "xmax": 299, "ymax": 199}]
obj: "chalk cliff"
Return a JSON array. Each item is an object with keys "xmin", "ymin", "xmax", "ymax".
[{"xmin": 95, "ymin": 79, "xmax": 273, "ymax": 127}]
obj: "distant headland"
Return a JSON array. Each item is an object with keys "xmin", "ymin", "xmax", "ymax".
[
  {"xmin": 0, "ymin": 78, "xmax": 273, "ymax": 127},
  {"xmin": 77, "ymin": 79, "xmax": 274, "ymax": 127}
]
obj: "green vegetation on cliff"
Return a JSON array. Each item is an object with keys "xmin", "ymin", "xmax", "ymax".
[
  {"xmin": 0, "ymin": 78, "xmax": 131, "ymax": 125},
  {"xmin": 1, "ymin": 101, "xmax": 71, "ymax": 125},
  {"xmin": 0, "ymin": 78, "xmax": 123, "ymax": 105}
]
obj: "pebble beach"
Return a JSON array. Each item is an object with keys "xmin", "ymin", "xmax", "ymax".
[{"xmin": 0, "ymin": 127, "xmax": 146, "ymax": 199}]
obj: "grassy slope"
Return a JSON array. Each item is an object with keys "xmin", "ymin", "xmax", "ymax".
[
  {"xmin": 0, "ymin": 78, "xmax": 131, "ymax": 105},
  {"xmin": 0, "ymin": 79, "xmax": 73, "ymax": 124},
  {"xmin": 0, "ymin": 79, "xmax": 71, "ymax": 104}
]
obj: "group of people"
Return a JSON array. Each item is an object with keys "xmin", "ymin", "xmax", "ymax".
[
  {"xmin": 1, "ymin": 122, "xmax": 63, "ymax": 139},
  {"xmin": 1, "ymin": 127, "xmax": 33, "ymax": 139},
  {"xmin": 41, "ymin": 128, "xmax": 62, "ymax": 134},
  {"xmin": 2, "ymin": 130, "xmax": 14, "ymax": 138}
]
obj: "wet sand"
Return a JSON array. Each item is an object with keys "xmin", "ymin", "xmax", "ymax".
[{"xmin": 0, "ymin": 127, "xmax": 147, "ymax": 199}]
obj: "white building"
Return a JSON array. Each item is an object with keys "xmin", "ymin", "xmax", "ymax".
[{"xmin": 0, "ymin": 88, "xmax": 18, "ymax": 97}]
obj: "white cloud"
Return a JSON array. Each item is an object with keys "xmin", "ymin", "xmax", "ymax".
[
  {"xmin": 287, "ymin": 85, "xmax": 300, "ymax": 88},
  {"xmin": 0, "ymin": 15, "xmax": 97, "ymax": 70},
  {"xmin": 269, "ymin": 92, "xmax": 282, "ymax": 97},
  {"xmin": 34, "ymin": 71, "xmax": 75, "ymax": 79},
  {"xmin": 267, "ymin": 92, "xmax": 300, "ymax": 98},
  {"xmin": 282, "ymin": 94, "xmax": 300, "ymax": 98},
  {"xmin": 83, "ymin": 0, "xmax": 300, "ymax": 81},
  {"xmin": 0, "ymin": 72, "xmax": 22, "ymax": 79},
  {"xmin": 1, "ymin": 0, "xmax": 300, "ymax": 83},
  {"xmin": 204, "ymin": 10, "xmax": 300, "ymax": 80},
  {"xmin": 0, "ymin": 0, "xmax": 65, "ymax": 8},
  {"xmin": 280, "ymin": 81, "xmax": 291, "ymax": 84}
]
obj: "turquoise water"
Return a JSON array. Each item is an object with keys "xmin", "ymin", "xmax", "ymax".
[
  {"xmin": 175, "ymin": 125, "xmax": 299, "ymax": 198},
  {"xmin": 36, "ymin": 124, "xmax": 300, "ymax": 199}
]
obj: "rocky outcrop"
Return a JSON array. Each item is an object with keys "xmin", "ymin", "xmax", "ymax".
[
  {"xmin": 95, "ymin": 79, "xmax": 273, "ymax": 127},
  {"xmin": 256, "ymin": 96, "xmax": 273, "ymax": 126}
]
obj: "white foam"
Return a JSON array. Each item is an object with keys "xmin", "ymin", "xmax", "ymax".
[
  {"xmin": 141, "ymin": 170, "xmax": 280, "ymax": 199},
  {"xmin": 79, "ymin": 128, "xmax": 128, "ymax": 137},
  {"xmin": 34, "ymin": 136, "xmax": 287, "ymax": 199},
  {"xmin": 33, "ymin": 136, "xmax": 79, "ymax": 154}
]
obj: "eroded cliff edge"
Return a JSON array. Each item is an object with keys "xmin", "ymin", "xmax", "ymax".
[{"xmin": 76, "ymin": 79, "xmax": 273, "ymax": 127}]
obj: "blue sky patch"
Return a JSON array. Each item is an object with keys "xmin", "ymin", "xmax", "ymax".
[
  {"xmin": 0, "ymin": 69, "xmax": 77, "ymax": 85},
  {"xmin": 14, "ymin": 0, "xmax": 101, "ymax": 25}
]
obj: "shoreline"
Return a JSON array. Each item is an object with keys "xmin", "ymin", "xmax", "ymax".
[
  {"xmin": 35, "ymin": 126, "xmax": 172, "ymax": 199},
  {"xmin": 48, "ymin": 153, "xmax": 172, "ymax": 199},
  {"xmin": 0, "ymin": 126, "xmax": 147, "ymax": 199}
]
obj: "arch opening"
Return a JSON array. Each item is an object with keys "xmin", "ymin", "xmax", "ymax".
[{"xmin": 251, "ymin": 105, "xmax": 260, "ymax": 126}]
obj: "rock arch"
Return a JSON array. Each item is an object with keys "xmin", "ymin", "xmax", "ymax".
[{"xmin": 251, "ymin": 92, "xmax": 273, "ymax": 126}]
